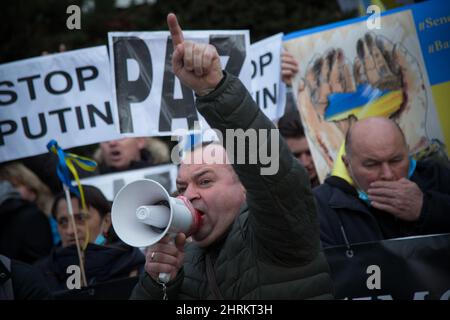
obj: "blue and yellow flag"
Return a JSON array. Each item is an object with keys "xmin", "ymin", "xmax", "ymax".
[{"xmin": 47, "ymin": 140, "xmax": 97, "ymax": 211}]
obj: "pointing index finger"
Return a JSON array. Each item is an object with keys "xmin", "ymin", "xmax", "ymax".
[{"xmin": 167, "ymin": 13, "xmax": 184, "ymax": 47}]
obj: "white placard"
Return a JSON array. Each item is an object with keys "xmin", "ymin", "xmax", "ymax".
[
  {"xmin": 250, "ymin": 33, "xmax": 286, "ymax": 121},
  {"xmin": 108, "ymin": 31, "xmax": 251, "ymax": 136},
  {"xmin": 0, "ymin": 46, "xmax": 121, "ymax": 162},
  {"xmin": 78, "ymin": 164, "xmax": 178, "ymax": 201}
]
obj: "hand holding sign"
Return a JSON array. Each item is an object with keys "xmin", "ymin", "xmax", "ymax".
[
  {"xmin": 167, "ymin": 13, "xmax": 224, "ymax": 96},
  {"xmin": 281, "ymin": 51, "xmax": 299, "ymax": 86}
]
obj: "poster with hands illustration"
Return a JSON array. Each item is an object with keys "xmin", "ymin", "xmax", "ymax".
[{"xmin": 284, "ymin": 4, "xmax": 447, "ymax": 183}]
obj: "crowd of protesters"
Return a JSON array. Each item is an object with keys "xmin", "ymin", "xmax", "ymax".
[{"xmin": 1, "ymin": 11, "xmax": 450, "ymax": 300}]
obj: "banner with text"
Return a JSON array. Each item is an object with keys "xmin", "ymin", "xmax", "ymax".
[
  {"xmin": 79, "ymin": 164, "xmax": 178, "ymax": 201},
  {"xmin": 250, "ymin": 33, "xmax": 286, "ymax": 121},
  {"xmin": 108, "ymin": 31, "xmax": 251, "ymax": 137},
  {"xmin": 324, "ymin": 233, "xmax": 450, "ymax": 300},
  {"xmin": 0, "ymin": 46, "xmax": 121, "ymax": 163}
]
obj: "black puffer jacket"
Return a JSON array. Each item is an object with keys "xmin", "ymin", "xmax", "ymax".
[
  {"xmin": 131, "ymin": 72, "xmax": 334, "ymax": 300},
  {"xmin": 34, "ymin": 243, "xmax": 145, "ymax": 292},
  {"xmin": 314, "ymin": 160, "xmax": 450, "ymax": 248}
]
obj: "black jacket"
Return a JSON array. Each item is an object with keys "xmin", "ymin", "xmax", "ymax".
[
  {"xmin": 0, "ymin": 182, "xmax": 53, "ymax": 264},
  {"xmin": 0, "ymin": 255, "xmax": 52, "ymax": 300},
  {"xmin": 314, "ymin": 160, "xmax": 450, "ymax": 247},
  {"xmin": 34, "ymin": 243, "xmax": 145, "ymax": 293},
  {"xmin": 131, "ymin": 72, "xmax": 334, "ymax": 300}
]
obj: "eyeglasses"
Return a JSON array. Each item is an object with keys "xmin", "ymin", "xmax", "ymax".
[{"xmin": 57, "ymin": 212, "xmax": 90, "ymax": 228}]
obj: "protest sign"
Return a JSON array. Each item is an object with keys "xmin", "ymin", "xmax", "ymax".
[
  {"xmin": 324, "ymin": 233, "xmax": 450, "ymax": 300},
  {"xmin": 250, "ymin": 33, "xmax": 286, "ymax": 121},
  {"xmin": 0, "ymin": 46, "xmax": 121, "ymax": 163},
  {"xmin": 79, "ymin": 164, "xmax": 178, "ymax": 201},
  {"xmin": 108, "ymin": 31, "xmax": 251, "ymax": 136}
]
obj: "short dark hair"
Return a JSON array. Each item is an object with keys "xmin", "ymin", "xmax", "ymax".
[
  {"xmin": 278, "ymin": 110, "xmax": 305, "ymax": 139},
  {"xmin": 51, "ymin": 185, "xmax": 111, "ymax": 219},
  {"xmin": 185, "ymin": 141, "xmax": 240, "ymax": 183}
]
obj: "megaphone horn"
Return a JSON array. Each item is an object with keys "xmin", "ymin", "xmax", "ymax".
[{"xmin": 111, "ymin": 179, "xmax": 202, "ymax": 283}]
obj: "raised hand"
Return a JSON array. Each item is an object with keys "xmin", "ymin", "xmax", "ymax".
[
  {"xmin": 167, "ymin": 13, "xmax": 224, "ymax": 96},
  {"xmin": 281, "ymin": 51, "xmax": 299, "ymax": 86}
]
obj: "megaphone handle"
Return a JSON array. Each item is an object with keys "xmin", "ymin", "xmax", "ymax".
[{"xmin": 158, "ymin": 234, "xmax": 176, "ymax": 283}]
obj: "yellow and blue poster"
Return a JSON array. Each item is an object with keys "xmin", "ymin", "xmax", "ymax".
[{"xmin": 284, "ymin": 0, "xmax": 449, "ymax": 182}]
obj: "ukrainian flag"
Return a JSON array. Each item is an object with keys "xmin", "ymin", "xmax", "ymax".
[{"xmin": 324, "ymin": 84, "xmax": 403, "ymax": 122}]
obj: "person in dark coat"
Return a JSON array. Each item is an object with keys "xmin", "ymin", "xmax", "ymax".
[
  {"xmin": 0, "ymin": 181, "xmax": 53, "ymax": 264},
  {"xmin": 34, "ymin": 185, "xmax": 145, "ymax": 292},
  {"xmin": 130, "ymin": 14, "xmax": 333, "ymax": 300},
  {"xmin": 34, "ymin": 243, "xmax": 145, "ymax": 293},
  {"xmin": 314, "ymin": 117, "xmax": 450, "ymax": 247},
  {"xmin": 0, "ymin": 254, "xmax": 52, "ymax": 300}
]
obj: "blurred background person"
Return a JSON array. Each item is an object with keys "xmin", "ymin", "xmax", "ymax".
[
  {"xmin": 278, "ymin": 110, "xmax": 320, "ymax": 188},
  {"xmin": 94, "ymin": 137, "xmax": 170, "ymax": 175},
  {"xmin": 0, "ymin": 162, "xmax": 60, "ymax": 245},
  {"xmin": 0, "ymin": 163, "xmax": 53, "ymax": 264},
  {"xmin": 34, "ymin": 185, "xmax": 145, "ymax": 293},
  {"xmin": 0, "ymin": 162, "xmax": 54, "ymax": 214},
  {"xmin": 0, "ymin": 254, "xmax": 52, "ymax": 300}
]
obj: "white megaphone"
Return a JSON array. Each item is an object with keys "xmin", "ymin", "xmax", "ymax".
[{"xmin": 111, "ymin": 179, "xmax": 202, "ymax": 283}]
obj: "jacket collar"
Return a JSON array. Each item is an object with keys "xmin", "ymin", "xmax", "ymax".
[
  {"xmin": 206, "ymin": 202, "xmax": 248, "ymax": 253},
  {"xmin": 325, "ymin": 176, "xmax": 372, "ymax": 215}
]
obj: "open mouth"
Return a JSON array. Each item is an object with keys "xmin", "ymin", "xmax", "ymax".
[
  {"xmin": 110, "ymin": 150, "xmax": 122, "ymax": 160},
  {"xmin": 189, "ymin": 208, "xmax": 205, "ymax": 235},
  {"xmin": 195, "ymin": 208, "xmax": 206, "ymax": 216}
]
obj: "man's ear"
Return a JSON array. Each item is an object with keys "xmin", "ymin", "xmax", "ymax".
[
  {"xmin": 240, "ymin": 184, "xmax": 247, "ymax": 200},
  {"xmin": 102, "ymin": 212, "xmax": 112, "ymax": 236}
]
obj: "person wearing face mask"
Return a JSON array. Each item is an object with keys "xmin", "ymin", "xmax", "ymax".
[
  {"xmin": 34, "ymin": 185, "xmax": 145, "ymax": 293},
  {"xmin": 314, "ymin": 117, "xmax": 450, "ymax": 248}
]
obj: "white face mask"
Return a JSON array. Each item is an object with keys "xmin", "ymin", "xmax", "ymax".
[{"xmin": 347, "ymin": 157, "xmax": 417, "ymax": 206}]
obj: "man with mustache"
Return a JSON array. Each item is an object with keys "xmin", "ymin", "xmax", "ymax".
[{"xmin": 130, "ymin": 13, "xmax": 333, "ymax": 300}]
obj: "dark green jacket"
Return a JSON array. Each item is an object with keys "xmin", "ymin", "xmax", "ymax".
[{"xmin": 131, "ymin": 72, "xmax": 334, "ymax": 300}]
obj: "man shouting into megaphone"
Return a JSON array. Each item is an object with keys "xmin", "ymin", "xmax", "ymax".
[{"xmin": 130, "ymin": 13, "xmax": 333, "ymax": 300}]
